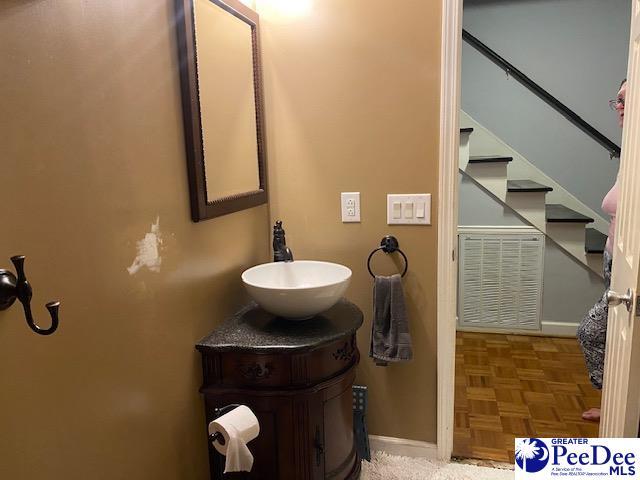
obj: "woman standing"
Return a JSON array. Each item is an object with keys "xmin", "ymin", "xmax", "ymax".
[{"xmin": 577, "ymin": 79, "xmax": 626, "ymax": 422}]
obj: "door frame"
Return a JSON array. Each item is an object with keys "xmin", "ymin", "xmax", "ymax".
[
  {"xmin": 437, "ymin": 0, "xmax": 640, "ymax": 456},
  {"xmin": 437, "ymin": 0, "xmax": 463, "ymax": 461}
]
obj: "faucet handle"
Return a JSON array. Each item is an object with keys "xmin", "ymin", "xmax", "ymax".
[
  {"xmin": 273, "ymin": 220, "xmax": 286, "ymax": 239},
  {"xmin": 273, "ymin": 220, "xmax": 294, "ymax": 262}
]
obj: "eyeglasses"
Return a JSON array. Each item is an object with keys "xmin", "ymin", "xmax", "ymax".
[{"xmin": 609, "ymin": 97, "xmax": 625, "ymax": 110}]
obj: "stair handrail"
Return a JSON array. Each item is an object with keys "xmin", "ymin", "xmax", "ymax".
[{"xmin": 462, "ymin": 29, "xmax": 621, "ymax": 159}]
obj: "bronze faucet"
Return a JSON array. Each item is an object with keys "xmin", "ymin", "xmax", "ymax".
[{"xmin": 273, "ymin": 220, "xmax": 294, "ymax": 262}]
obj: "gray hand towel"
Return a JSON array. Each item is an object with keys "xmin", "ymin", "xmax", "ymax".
[{"xmin": 369, "ymin": 274, "xmax": 413, "ymax": 366}]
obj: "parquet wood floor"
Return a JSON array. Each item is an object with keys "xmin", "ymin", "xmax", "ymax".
[{"xmin": 452, "ymin": 331, "xmax": 601, "ymax": 463}]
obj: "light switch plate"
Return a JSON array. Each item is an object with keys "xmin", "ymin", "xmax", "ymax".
[
  {"xmin": 341, "ymin": 192, "xmax": 361, "ymax": 222},
  {"xmin": 387, "ymin": 194, "xmax": 431, "ymax": 225}
]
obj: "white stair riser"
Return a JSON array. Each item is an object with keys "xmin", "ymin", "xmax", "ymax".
[
  {"xmin": 464, "ymin": 163, "xmax": 508, "ymax": 201},
  {"xmin": 461, "ymin": 111, "xmax": 609, "ymax": 234},
  {"xmin": 586, "ymin": 252, "xmax": 605, "ymax": 274},
  {"xmin": 546, "ymin": 223, "xmax": 589, "ymax": 263},
  {"xmin": 505, "ymin": 191, "xmax": 547, "ymax": 233},
  {"xmin": 459, "ymin": 132, "xmax": 472, "ymax": 169}
]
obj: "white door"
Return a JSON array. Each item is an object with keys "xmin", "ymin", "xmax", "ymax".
[{"xmin": 600, "ymin": 1, "xmax": 640, "ymax": 438}]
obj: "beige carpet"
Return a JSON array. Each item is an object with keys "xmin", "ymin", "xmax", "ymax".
[{"xmin": 361, "ymin": 451, "xmax": 514, "ymax": 480}]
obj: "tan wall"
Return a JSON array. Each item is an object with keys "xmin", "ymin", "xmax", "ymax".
[
  {"xmin": 0, "ymin": 0, "xmax": 442, "ymax": 477},
  {"xmin": 260, "ymin": 0, "xmax": 441, "ymax": 442},
  {"xmin": 0, "ymin": 1, "xmax": 270, "ymax": 479}
]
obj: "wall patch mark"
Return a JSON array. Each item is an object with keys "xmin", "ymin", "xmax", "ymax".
[{"xmin": 128, "ymin": 216, "xmax": 163, "ymax": 275}]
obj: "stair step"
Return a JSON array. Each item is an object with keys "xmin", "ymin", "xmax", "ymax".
[
  {"xmin": 585, "ymin": 228, "xmax": 607, "ymax": 254},
  {"xmin": 546, "ymin": 204, "xmax": 594, "ymax": 224},
  {"xmin": 507, "ymin": 180, "xmax": 553, "ymax": 193},
  {"xmin": 468, "ymin": 155, "xmax": 513, "ymax": 164},
  {"xmin": 460, "ymin": 127, "xmax": 474, "ymax": 134}
]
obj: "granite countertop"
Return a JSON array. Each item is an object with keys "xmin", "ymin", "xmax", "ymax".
[{"xmin": 196, "ymin": 298, "xmax": 363, "ymax": 353}]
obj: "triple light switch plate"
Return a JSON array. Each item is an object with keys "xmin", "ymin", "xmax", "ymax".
[
  {"xmin": 340, "ymin": 192, "xmax": 431, "ymax": 225},
  {"xmin": 387, "ymin": 194, "xmax": 431, "ymax": 225}
]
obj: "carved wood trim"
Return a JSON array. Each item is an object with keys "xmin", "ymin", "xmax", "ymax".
[
  {"xmin": 238, "ymin": 361, "xmax": 273, "ymax": 381},
  {"xmin": 332, "ymin": 336, "xmax": 356, "ymax": 362}
]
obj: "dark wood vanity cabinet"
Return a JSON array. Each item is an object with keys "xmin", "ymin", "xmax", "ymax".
[{"xmin": 196, "ymin": 300, "xmax": 363, "ymax": 480}]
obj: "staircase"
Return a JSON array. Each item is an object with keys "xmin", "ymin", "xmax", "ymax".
[{"xmin": 459, "ymin": 120, "xmax": 607, "ymax": 277}]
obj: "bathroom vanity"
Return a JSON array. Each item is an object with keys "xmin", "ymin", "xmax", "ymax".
[{"xmin": 196, "ymin": 299, "xmax": 363, "ymax": 480}]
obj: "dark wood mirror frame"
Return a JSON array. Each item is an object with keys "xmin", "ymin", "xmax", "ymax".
[{"xmin": 175, "ymin": 0, "xmax": 268, "ymax": 222}]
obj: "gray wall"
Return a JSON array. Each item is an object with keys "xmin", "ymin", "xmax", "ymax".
[
  {"xmin": 542, "ymin": 237, "xmax": 604, "ymax": 327},
  {"xmin": 462, "ymin": 0, "xmax": 629, "ymax": 214},
  {"xmin": 459, "ymin": 174, "xmax": 528, "ymax": 226},
  {"xmin": 459, "ymin": 174, "xmax": 604, "ymax": 326}
]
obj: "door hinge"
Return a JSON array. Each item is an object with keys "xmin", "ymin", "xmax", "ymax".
[
  {"xmin": 636, "ymin": 294, "xmax": 640, "ymax": 316},
  {"xmin": 452, "ymin": 249, "xmax": 456, "ymax": 262}
]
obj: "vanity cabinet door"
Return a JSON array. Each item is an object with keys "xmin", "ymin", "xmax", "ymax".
[
  {"xmin": 204, "ymin": 394, "xmax": 297, "ymax": 480},
  {"xmin": 321, "ymin": 368, "xmax": 359, "ymax": 479}
]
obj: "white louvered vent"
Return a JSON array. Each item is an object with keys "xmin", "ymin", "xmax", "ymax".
[{"xmin": 458, "ymin": 227, "xmax": 544, "ymax": 330}]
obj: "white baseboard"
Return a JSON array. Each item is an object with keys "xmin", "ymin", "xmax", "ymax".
[
  {"xmin": 457, "ymin": 322, "xmax": 578, "ymax": 338},
  {"xmin": 457, "ymin": 326, "xmax": 541, "ymax": 336},
  {"xmin": 541, "ymin": 321, "xmax": 579, "ymax": 337},
  {"xmin": 368, "ymin": 435, "xmax": 438, "ymax": 459}
]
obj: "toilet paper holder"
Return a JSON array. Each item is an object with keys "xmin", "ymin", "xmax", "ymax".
[{"xmin": 209, "ymin": 403, "xmax": 241, "ymax": 447}]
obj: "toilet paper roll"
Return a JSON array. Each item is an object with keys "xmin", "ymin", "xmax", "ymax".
[{"xmin": 209, "ymin": 405, "xmax": 260, "ymax": 456}]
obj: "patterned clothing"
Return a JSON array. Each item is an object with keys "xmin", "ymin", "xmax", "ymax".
[{"xmin": 577, "ymin": 250, "xmax": 613, "ymax": 390}]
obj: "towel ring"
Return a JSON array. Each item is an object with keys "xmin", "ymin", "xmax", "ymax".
[{"xmin": 367, "ymin": 235, "xmax": 408, "ymax": 278}]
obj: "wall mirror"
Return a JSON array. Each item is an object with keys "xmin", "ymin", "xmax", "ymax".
[{"xmin": 176, "ymin": 0, "xmax": 267, "ymax": 221}]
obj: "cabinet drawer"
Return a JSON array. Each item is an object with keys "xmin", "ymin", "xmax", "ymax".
[
  {"xmin": 220, "ymin": 352, "xmax": 290, "ymax": 388},
  {"xmin": 201, "ymin": 335, "xmax": 359, "ymax": 389},
  {"xmin": 296, "ymin": 335, "xmax": 359, "ymax": 386}
]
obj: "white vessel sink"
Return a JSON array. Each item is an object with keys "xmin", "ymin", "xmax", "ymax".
[{"xmin": 241, "ymin": 261, "xmax": 352, "ymax": 319}]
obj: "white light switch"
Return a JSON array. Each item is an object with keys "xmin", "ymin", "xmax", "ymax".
[
  {"xmin": 387, "ymin": 194, "xmax": 431, "ymax": 225},
  {"xmin": 341, "ymin": 192, "xmax": 361, "ymax": 222},
  {"xmin": 392, "ymin": 202, "xmax": 402, "ymax": 219},
  {"xmin": 403, "ymin": 202, "xmax": 414, "ymax": 218}
]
